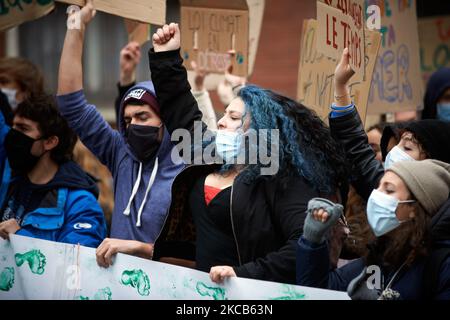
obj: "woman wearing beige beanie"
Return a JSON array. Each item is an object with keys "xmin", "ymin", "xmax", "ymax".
[
  {"xmin": 297, "ymin": 159, "xmax": 450, "ymax": 300},
  {"xmin": 323, "ymin": 50, "xmax": 450, "ymax": 287}
]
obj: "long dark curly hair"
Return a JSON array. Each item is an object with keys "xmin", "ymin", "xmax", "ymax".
[{"xmin": 236, "ymin": 85, "xmax": 349, "ymax": 195}]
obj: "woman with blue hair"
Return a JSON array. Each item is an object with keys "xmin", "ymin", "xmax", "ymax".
[{"xmin": 147, "ymin": 23, "xmax": 349, "ymax": 284}]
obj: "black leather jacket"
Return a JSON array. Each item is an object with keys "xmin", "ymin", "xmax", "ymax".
[{"xmin": 148, "ymin": 48, "xmax": 323, "ymax": 284}]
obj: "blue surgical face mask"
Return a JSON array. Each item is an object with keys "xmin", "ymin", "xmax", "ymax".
[
  {"xmin": 1, "ymin": 88, "xmax": 18, "ymax": 110},
  {"xmin": 384, "ymin": 145, "xmax": 415, "ymax": 170},
  {"xmin": 437, "ymin": 103, "xmax": 450, "ymax": 122},
  {"xmin": 367, "ymin": 189, "xmax": 415, "ymax": 237},
  {"xmin": 215, "ymin": 130, "xmax": 243, "ymax": 163}
]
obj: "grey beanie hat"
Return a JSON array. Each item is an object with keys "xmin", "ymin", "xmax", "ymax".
[{"xmin": 388, "ymin": 160, "xmax": 450, "ymax": 215}]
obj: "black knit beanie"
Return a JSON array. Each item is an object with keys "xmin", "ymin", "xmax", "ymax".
[{"xmin": 405, "ymin": 120, "xmax": 450, "ymax": 163}]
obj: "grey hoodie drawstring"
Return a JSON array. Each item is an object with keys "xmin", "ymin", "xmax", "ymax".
[
  {"xmin": 123, "ymin": 158, "xmax": 159, "ymax": 227},
  {"xmin": 136, "ymin": 158, "xmax": 158, "ymax": 227},
  {"xmin": 123, "ymin": 162, "xmax": 143, "ymax": 216}
]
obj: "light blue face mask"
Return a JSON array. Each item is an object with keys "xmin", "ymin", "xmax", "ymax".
[
  {"xmin": 384, "ymin": 146, "xmax": 415, "ymax": 170},
  {"xmin": 437, "ymin": 103, "xmax": 450, "ymax": 122},
  {"xmin": 215, "ymin": 130, "xmax": 243, "ymax": 163},
  {"xmin": 367, "ymin": 189, "xmax": 415, "ymax": 237}
]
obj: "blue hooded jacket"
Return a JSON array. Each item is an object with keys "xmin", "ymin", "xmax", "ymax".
[
  {"xmin": 56, "ymin": 82, "xmax": 185, "ymax": 244},
  {"xmin": 0, "ymin": 109, "xmax": 106, "ymax": 247}
]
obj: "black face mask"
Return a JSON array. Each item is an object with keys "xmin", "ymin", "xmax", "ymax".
[
  {"xmin": 4, "ymin": 129, "xmax": 43, "ymax": 173},
  {"xmin": 126, "ymin": 124, "xmax": 162, "ymax": 162}
]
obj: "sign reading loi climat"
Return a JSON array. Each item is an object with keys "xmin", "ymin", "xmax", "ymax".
[
  {"xmin": 180, "ymin": 0, "xmax": 250, "ymax": 77},
  {"xmin": 0, "ymin": 234, "xmax": 350, "ymax": 300}
]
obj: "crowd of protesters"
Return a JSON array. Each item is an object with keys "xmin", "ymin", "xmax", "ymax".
[{"xmin": 1, "ymin": 0, "xmax": 450, "ymax": 300}]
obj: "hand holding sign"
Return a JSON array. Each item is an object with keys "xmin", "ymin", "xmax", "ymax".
[
  {"xmin": 224, "ymin": 57, "xmax": 247, "ymax": 89},
  {"xmin": 153, "ymin": 23, "xmax": 181, "ymax": 52},
  {"xmin": 67, "ymin": 0, "xmax": 96, "ymax": 30},
  {"xmin": 334, "ymin": 48, "xmax": 355, "ymax": 87},
  {"xmin": 80, "ymin": 0, "xmax": 96, "ymax": 25},
  {"xmin": 334, "ymin": 48, "xmax": 355, "ymax": 106},
  {"xmin": 190, "ymin": 61, "xmax": 209, "ymax": 92},
  {"xmin": 120, "ymin": 42, "xmax": 141, "ymax": 86}
]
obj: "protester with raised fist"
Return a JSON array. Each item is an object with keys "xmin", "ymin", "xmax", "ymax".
[
  {"xmin": 148, "ymin": 22, "xmax": 348, "ymax": 284},
  {"xmin": 57, "ymin": 0, "xmax": 184, "ymax": 267},
  {"xmin": 297, "ymin": 159, "xmax": 450, "ymax": 300}
]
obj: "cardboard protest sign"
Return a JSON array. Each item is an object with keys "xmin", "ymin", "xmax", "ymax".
[
  {"xmin": 316, "ymin": 0, "xmax": 365, "ymax": 79},
  {"xmin": 297, "ymin": 19, "xmax": 381, "ymax": 125},
  {"xmin": 419, "ymin": 16, "xmax": 450, "ymax": 84},
  {"xmin": 180, "ymin": 0, "xmax": 249, "ymax": 77},
  {"xmin": 366, "ymin": 0, "xmax": 423, "ymax": 114},
  {"xmin": 56, "ymin": 0, "xmax": 166, "ymax": 26},
  {"xmin": 187, "ymin": 0, "xmax": 264, "ymax": 91},
  {"xmin": 0, "ymin": 0, "xmax": 55, "ymax": 31},
  {"xmin": 247, "ymin": 0, "xmax": 264, "ymax": 76},
  {"xmin": 0, "ymin": 234, "xmax": 350, "ymax": 300},
  {"xmin": 124, "ymin": 19, "xmax": 150, "ymax": 46}
]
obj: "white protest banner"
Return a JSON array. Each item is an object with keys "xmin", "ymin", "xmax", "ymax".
[
  {"xmin": 0, "ymin": 0, "xmax": 55, "ymax": 31},
  {"xmin": 297, "ymin": 19, "xmax": 381, "ymax": 125},
  {"xmin": 56, "ymin": 0, "xmax": 166, "ymax": 26},
  {"xmin": 0, "ymin": 234, "xmax": 350, "ymax": 300},
  {"xmin": 366, "ymin": 0, "xmax": 423, "ymax": 114},
  {"xmin": 317, "ymin": 0, "xmax": 365, "ymax": 79},
  {"xmin": 419, "ymin": 16, "xmax": 450, "ymax": 84}
]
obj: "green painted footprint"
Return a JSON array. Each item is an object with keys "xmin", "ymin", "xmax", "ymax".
[
  {"xmin": 270, "ymin": 285, "xmax": 306, "ymax": 300},
  {"xmin": 76, "ymin": 287, "xmax": 112, "ymax": 300},
  {"xmin": 0, "ymin": 267, "xmax": 14, "ymax": 291},
  {"xmin": 196, "ymin": 282, "xmax": 226, "ymax": 300},
  {"xmin": 15, "ymin": 250, "xmax": 46, "ymax": 275},
  {"xmin": 93, "ymin": 287, "xmax": 112, "ymax": 300},
  {"xmin": 121, "ymin": 269, "xmax": 150, "ymax": 296}
]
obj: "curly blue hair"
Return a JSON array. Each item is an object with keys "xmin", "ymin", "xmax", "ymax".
[{"xmin": 235, "ymin": 85, "xmax": 348, "ymax": 195}]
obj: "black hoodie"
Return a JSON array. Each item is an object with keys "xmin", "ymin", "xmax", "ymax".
[{"xmin": 422, "ymin": 68, "xmax": 450, "ymax": 119}]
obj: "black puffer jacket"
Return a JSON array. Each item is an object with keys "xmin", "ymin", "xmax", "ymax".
[{"xmin": 148, "ymin": 49, "xmax": 330, "ymax": 284}]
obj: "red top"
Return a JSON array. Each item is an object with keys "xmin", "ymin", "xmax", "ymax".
[{"xmin": 204, "ymin": 185, "xmax": 222, "ymax": 206}]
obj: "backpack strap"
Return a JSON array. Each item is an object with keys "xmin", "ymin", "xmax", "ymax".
[{"xmin": 423, "ymin": 247, "xmax": 450, "ymax": 300}]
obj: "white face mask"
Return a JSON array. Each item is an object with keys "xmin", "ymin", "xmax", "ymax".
[
  {"xmin": 384, "ymin": 145, "xmax": 415, "ymax": 170},
  {"xmin": 367, "ymin": 189, "xmax": 415, "ymax": 237},
  {"xmin": 215, "ymin": 130, "xmax": 243, "ymax": 163},
  {"xmin": 1, "ymin": 88, "xmax": 18, "ymax": 110}
]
